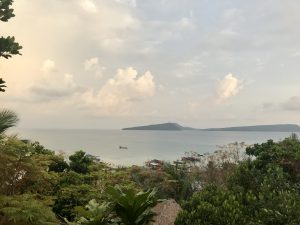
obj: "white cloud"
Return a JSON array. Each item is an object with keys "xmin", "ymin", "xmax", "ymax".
[
  {"xmin": 41, "ymin": 59, "xmax": 56, "ymax": 73},
  {"xmin": 216, "ymin": 74, "xmax": 243, "ymax": 101},
  {"xmin": 78, "ymin": 67, "xmax": 155, "ymax": 115},
  {"xmin": 79, "ymin": 0, "xmax": 97, "ymax": 13},
  {"xmin": 31, "ymin": 60, "xmax": 81, "ymax": 101},
  {"xmin": 84, "ymin": 57, "xmax": 106, "ymax": 77}
]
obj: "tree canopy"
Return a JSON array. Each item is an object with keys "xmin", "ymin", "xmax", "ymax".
[{"xmin": 0, "ymin": 0, "xmax": 22, "ymax": 92}]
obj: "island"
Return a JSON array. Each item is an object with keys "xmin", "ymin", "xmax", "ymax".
[
  {"xmin": 122, "ymin": 123, "xmax": 194, "ymax": 130},
  {"xmin": 123, "ymin": 123, "xmax": 300, "ymax": 132}
]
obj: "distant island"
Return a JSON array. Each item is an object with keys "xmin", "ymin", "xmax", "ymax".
[
  {"xmin": 122, "ymin": 123, "xmax": 300, "ymax": 132},
  {"xmin": 122, "ymin": 123, "xmax": 194, "ymax": 131}
]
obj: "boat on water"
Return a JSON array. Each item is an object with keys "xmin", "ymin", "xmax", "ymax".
[{"xmin": 119, "ymin": 146, "xmax": 128, "ymax": 150}]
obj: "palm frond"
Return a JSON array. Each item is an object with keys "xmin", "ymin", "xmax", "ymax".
[{"xmin": 0, "ymin": 109, "xmax": 19, "ymax": 134}]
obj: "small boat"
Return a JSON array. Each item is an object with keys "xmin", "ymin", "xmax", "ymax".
[{"xmin": 119, "ymin": 146, "xmax": 128, "ymax": 150}]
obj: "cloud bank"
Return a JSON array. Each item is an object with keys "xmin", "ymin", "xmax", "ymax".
[{"xmin": 78, "ymin": 67, "xmax": 155, "ymax": 116}]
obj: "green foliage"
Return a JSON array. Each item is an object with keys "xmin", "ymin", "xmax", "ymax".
[
  {"xmin": 3, "ymin": 131, "xmax": 300, "ymax": 225},
  {"xmin": 72, "ymin": 199, "xmax": 116, "ymax": 225},
  {"xmin": 175, "ymin": 185, "xmax": 246, "ymax": 225},
  {"xmin": 0, "ymin": 78, "xmax": 6, "ymax": 92},
  {"xmin": 96, "ymin": 166, "xmax": 138, "ymax": 191},
  {"xmin": 176, "ymin": 137, "xmax": 300, "ymax": 225},
  {"xmin": 30, "ymin": 141, "xmax": 55, "ymax": 155},
  {"xmin": 0, "ymin": 136, "xmax": 59, "ymax": 196},
  {"xmin": 0, "ymin": 194, "xmax": 59, "ymax": 225},
  {"xmin": 0, "ymin": 36, "xmax": 22, "ymax": 58},
  {"xmin": 0, "ymin": 0, "xmax": 15, "ymax": 22},
  {"xmin": 0, "ymin": 0, "xmax": 22, "ymax": 92},
  {"xmin": 106, "ymin": 186, "xmax": 158, "ymax": 225},
  {"xmin": 0, "ymin": 137, "xmax": 41, "ymax": 195},
  {"xmin": 162, "ymin": 163, "xmax": 195, "ymax": 201},
  {"xmin": 48, "ymin": 154, "xmax": 69, "ymax": 172},
  {"xmin": 53, "ymin": 184, "xmax": 101, "ymax": 221},
  {"xmin": 131, "ymin": 166, "xmax": 178, "ymax": 199},
  {"xmin": 0, "ymin": 109, "xmax": 18, "ymax": 134},
  {"xmin": 69, "ymin": 150, "xmax": 93, "ymax": 174}
]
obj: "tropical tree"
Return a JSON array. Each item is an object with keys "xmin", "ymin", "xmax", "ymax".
[
  {"xmin": 0, "ymin": 194, "xmax": 59, "ymax": 225},
  {"xmin": 175, "ymin": 185, "xmax": 246, "ymax": 225},
  {"xmin": 69, "ymin": 150, "xmax": 93, "ymax": 174},
  {"xmin": 0, "ymin": 109, "xmax": 18, "ymax": 134},
  {"xmin": 175, "ymin": 137, "xmax": 300, "ymax": 225},
  {"xmin": 53, "ymin": 184, "xmax": 101, "ymax": 221},
  {"xmin": 0, "ymin": 136, "xmax": 59, "ymax": 196},
  {"xmin": 70, "ymin": 199, "xmax": 116, "ymax": 225},
  {"xmin": 106, "ymin": 186, "xmax": 158, "ymax": 225},
  {"xmin": 0, "ymin": 78, "xmax": 6, "ymax": 92},
  {"xmin": 0, "ymin": 0, "xmax": 22, "ymax": 92}
]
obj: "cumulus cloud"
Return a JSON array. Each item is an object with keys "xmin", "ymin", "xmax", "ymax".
[
  {"xmin": 30, "ymin": 60, "xmax": 82, "ymax": 101},
  {"xmin": 216, "ymin": 74, "xmax": 243, "ymax": 101},
  {"xmin": 282, "ymin": 96, "xmax": 300, "ymax": 111},
  {"xmin": 41, "ymin": 59, "xmax": 56, "ymax": 73},
  {"xmin": 84, "ymin": 57, "xmax": 106, "ymax": 77},
  {"xmin": 78, "ymin": 67, "xmax": 155, "ymax": 115},
  {"xmin": 79, "ymin": 0, "xmax": 97, "ymax": 13}
]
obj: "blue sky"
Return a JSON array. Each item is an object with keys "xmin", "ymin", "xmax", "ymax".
[{"xmin": 1, "ymin": 0, "xmax": 300, "ymax": 129}]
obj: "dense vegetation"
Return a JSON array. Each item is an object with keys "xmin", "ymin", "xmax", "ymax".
[
  {"xmin": 2, "ymin": 120, "xmax": 300, "ymax": 225},
  {"xmin": 175, "ymin": 137, "xmax": 300, "ymax": 225},
  {"xmin": 1, "ymin": 1, "xmax": 300, "ymax": 224}
]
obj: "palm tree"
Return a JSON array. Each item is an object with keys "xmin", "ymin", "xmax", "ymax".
[
  {"xmin": 0, "ymin": 78, "xmax": 6, "ymax": 92},
  {"xmin": 0, "ymin": 109, "xmax": 19, "ymax": 134},
  {"xmin": 106, "ymin": 186, "xmax": 159, "ymax": 225}
]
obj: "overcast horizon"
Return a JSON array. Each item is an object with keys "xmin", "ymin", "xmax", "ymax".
[{"xmin": 1, "ymin": 0, "xmax": 300, "ymax": 129}]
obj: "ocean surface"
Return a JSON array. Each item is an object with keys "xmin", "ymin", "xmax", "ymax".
[{"xmin": 9, "ymin": 129, "xmax": 299, "ymax": 166}]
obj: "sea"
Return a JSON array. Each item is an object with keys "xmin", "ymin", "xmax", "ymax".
[{"xmin": 8, "ymin": 129, "xmax": 299, "ymax": 166}]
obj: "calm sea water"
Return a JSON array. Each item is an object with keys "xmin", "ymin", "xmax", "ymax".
[{"xmin": 9, "ymin": 129, "xmax": 298, "ymax": 166}]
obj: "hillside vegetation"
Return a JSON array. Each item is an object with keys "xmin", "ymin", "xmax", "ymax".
[{"xmin": 1, "ymin": 130, "xmax": 300, "ymax": 224}]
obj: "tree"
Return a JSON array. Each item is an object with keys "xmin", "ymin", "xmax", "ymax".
[
  {"xmin": 0, "ymin": 194, "xmax": 59, "ymax": 225},
  {"xmin": 71, "ymin": 199, "xmax": 117, "ymax": 225},
  {"xmin": 0, "ymin": 137, "xmax": 60, "ymax": 196},
  {"xmin": 175, "ymin": 185, "xmax": 246, "ymax": 225},
  {"xmin": 175, "ymin": 137, "xmax": 300, "ymax": 225},
  {"xmin": 0, "ymin": 109, "xmax": 18, "ymax": 134},
  {"xmin": 69, "ymin": 151, "xmax": 93, "ymax": 174},
  {"xmin": 53, "ymin": 184, "xmax": 101, "ymax": 221},
  {"xmin": 0, "ymin": 78, "xmax": 6, "ymax": 92},
  {"xmin": 106, "ymin": 186, "xmax": 158, "ymax": 225},
  {"xmin": 0, "ymin": 0, "xmax": 22, "ymax": 92}
]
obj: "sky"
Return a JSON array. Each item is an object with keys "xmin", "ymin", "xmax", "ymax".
[{"xmin": 1, "ymin": 0, "xmax": 300, "ymax": 129}]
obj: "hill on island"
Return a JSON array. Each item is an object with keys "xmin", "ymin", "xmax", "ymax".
[
  {"xmin": 123, "ymin": 123, "xmax": 300, "ymax": 132},
  {"xmin": 202, "ymin": 124, "xmax": 300, "ymax": 132},
  {"xmin": 122, "ymin": 123, "xmax": 193, "ymax": 130}
]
